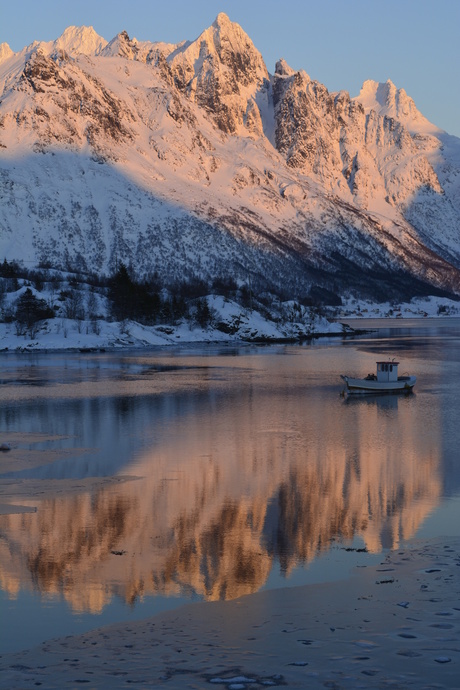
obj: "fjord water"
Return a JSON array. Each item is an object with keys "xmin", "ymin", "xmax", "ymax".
[{"xmin": 1, "ymin": 320, "xmax": 460, "ymax": 653}]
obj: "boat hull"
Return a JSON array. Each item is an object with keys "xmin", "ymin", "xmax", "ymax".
[{"xmin": 341, "ymin": 375, "xmax": 416, "ymax": 394}]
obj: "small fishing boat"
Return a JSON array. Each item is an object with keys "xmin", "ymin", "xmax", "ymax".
[{"xmin": 341, "ymin": 360, "xmax": 416, "ymax": 394}]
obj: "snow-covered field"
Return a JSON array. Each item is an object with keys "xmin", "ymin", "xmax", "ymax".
[{"xmin": 338, "ymin": 294, "xmax": 460, "ymax": 320}]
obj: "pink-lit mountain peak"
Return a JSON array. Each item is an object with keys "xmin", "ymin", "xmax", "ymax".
[{"xmin": 356, "ymin": 78, "xmax": 440, "ymax": 134}]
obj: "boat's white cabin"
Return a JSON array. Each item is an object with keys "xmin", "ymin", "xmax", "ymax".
[{"xmin": 376, "ymin": 360, "xmax": 399, "ymax": 382}]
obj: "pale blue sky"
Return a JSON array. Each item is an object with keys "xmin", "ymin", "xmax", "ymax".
[{"xmin": 1, "ymin": 0, "xmax": 459, "ymax": 137}]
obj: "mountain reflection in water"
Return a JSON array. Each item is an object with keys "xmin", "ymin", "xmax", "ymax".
[{"xmin": 0, "ymin": 346, "xmax": 442, "ymax": 615}]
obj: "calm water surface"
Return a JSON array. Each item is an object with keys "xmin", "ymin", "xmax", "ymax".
[{"xmin": 1, "ymin": 320, "xmax": 460, "ymax": 653}]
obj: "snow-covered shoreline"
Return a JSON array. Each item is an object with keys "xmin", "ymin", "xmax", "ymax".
[
  {"xmin": 1, "ymin": 292, "xmax": 458, "ymax": 352},
  {"xmin": 0, "ymin": 292, "xmax": 346, "ymax": 352}
]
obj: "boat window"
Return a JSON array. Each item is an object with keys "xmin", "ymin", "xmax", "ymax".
[{"xmin": 390, "ymin": 364, "xmax": 393, "ymax": 372}]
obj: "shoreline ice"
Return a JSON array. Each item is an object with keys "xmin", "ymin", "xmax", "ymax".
[{"xmin": 0, "ymin": 536, "xmax": 458, "ymax": 689}]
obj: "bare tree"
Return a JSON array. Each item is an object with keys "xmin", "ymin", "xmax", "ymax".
[{"xmin": 63, "ymin": 291, "xmax": 85, "ymax": 320}]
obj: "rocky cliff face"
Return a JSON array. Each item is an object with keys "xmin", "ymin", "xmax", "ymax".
[
  {"xmin": 1, "ymin": 14, "xmax": 459, "ymax": 301},
  {"xmin": 167, "ymin": 12, "xmax": 269, "ymax": 136},
  {"xmin": 273, "ymin": 62, "xmax": 443, "ymax": 208}
]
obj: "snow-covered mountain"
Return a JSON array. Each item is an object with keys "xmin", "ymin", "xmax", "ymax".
[{"xmin": 1, "ymin": 13, "xmax": 460, "ymax": 302}]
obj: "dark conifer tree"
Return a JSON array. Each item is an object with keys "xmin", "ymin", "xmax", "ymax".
[
  {"xmin": 15, "ymin": 288, "xmax": 54, "ymax": 335},
  {"xmin": 108, "ymin": 263, "xmax": 137, "ymax": 321}
]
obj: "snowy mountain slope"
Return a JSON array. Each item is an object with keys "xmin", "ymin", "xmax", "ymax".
[
  {"xmin": 355, "ymin": 79, "xmax": 460, "ymax": 265},
  {"xmin": 1, "ymin": 14, "xmax": 460, "ymax": 302}
]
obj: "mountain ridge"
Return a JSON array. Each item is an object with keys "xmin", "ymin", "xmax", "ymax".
[{"xmin": 1, "ymin": 13, "xmax": 460, "ymax": 303}]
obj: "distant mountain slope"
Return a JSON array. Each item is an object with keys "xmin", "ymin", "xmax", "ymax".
[{"xmin": 1, "ymin": 13, "xmax": 459, "ymax": 301}]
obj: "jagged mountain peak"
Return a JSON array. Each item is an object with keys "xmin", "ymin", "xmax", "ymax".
[
  {"xmin": 212, "ymin": 11, "xmax": 233, "ymax": 28},
  {"xmin": 99, "ymin": 30, "xmax": 179, "ymax": 65},
  {"xmin": 169, "ymin": 12, "xmax": 268, "ymax": 88},
  {"xmin": 274, "ymin": 59, "xmax": 296, "ymax": 78},
  {"xmin": 24, "ymin": 25, "xmax": 108, "ymax": 58},
  {"xmin": 356, "ymin": 78, "xmax": 440, "ymax": 134},
  {"xmin": 166, "ymin": 13, "xmax": 269, "ymax": 135},
  {"xmin": 53, "ymin": 25, "xmax": 107, "ymax": 56},
  {"xmin": 101, "ymin": 29, "xmax": 138, "ymax": 58},
  {"xmin": 0, "ymin": 42, "xmax": 13, "ymax": 64},
  {"xmin": 209, "ymin": 11, "xmax": 260, "ymax": 50},
  {"xmin": 359, "ymin": 78, "xmax": 408, "ymax": 112}
]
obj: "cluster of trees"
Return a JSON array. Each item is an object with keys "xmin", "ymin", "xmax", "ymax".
[
  {"xmin": 0, "ymin": 257, "xmax": 342, "ymax": 340},
  {"xmin": 108, "ymin": 263, "xmax": 216, "ymax": 327},
  {"xmin": 0, "ymin": 259, "xmax": 220, "ymax": 338},
  {"xmin": 0, "ymin": 259, "xmax": 103, "ymax": 338}
]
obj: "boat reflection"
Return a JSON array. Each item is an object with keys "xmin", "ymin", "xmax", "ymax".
[
  {"xmin": 342, "ymin": 391, "xmax": 411, "ymax": 408},
  {"xmin": 0, "ymin": 371, "xmax": 441, "ymax": 613}
]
